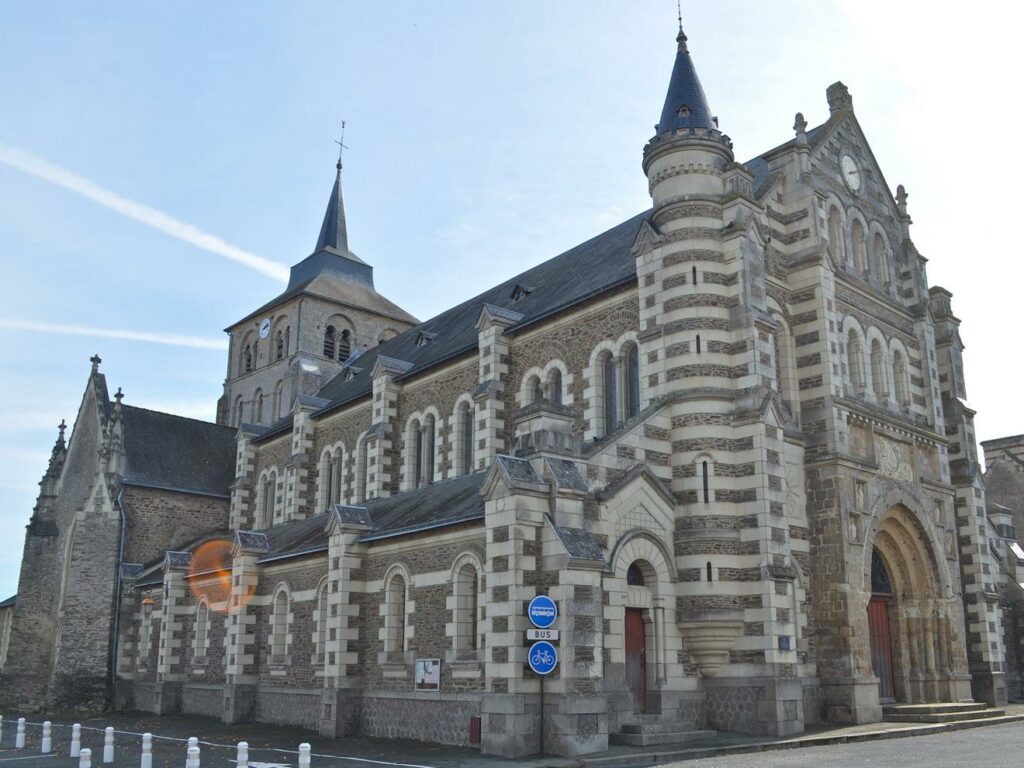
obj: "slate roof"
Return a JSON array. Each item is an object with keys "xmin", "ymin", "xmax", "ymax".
[
  {"xmin": 315, "ymin": 211, "xmax": 651, "ymax": 416},
  {"xmin": 120, "ymin": 405, "xmax": 236, "ymax": 497},
  {"xmin": 547, "ymin": 518, "xmax": 605, "ymax": 562},
  {"xmin": 249, "ymin": 472, "xmax": 488, "ymax": 562},
  {"xmin": 656, "ymin": 29, "xmax": 716, "ymax": 134},
  {"xmin": 0, "ymin": 594, "xmax": 15, "ymax": 608},
  {"xmin": 744, "ymin": 123, "xmax": 827, "ymax": 196}
]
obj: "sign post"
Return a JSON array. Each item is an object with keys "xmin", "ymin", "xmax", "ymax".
[{"xmin": 527, "ymin": 596, "xmax": 559, "ymax": 756}]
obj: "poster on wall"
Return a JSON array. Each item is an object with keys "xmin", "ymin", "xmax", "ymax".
[{"xmin": 415, "ymin": 658, "xmax": 441, "ymax": 691}]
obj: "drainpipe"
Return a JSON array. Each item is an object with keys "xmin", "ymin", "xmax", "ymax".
[{"xmin": 108, "ymin": 485, "xmax": 127, "ymax": 704}]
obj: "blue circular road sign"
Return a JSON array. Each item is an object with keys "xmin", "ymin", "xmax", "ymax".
[
  {"xmin": 528, "ymin": 641, "xmax": 558, "ymax": 675},
  {"xmin": 527, "ymin": 595, "xmax": 558, "ymax": 629}
]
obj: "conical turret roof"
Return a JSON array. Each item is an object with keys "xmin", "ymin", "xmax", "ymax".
[{"xmin": 655, "ymin": 27, "xmax": 716, "ymax": 135}]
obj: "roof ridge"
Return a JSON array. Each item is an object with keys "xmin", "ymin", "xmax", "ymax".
[{"xmin": 121, "ymin": 403, "xmax": 233, "ymax": 431}]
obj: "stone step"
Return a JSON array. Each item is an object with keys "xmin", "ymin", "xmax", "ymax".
[
  {"xmin": 619, "ymin": 721, "xmax": 704, "ymax": 735},
  {"xmin": 610, "ymin": 728, "xmax": 717, "ymax": 748},
  {"xmin": 884, "ymin": 708, "xmax": 987, "ymax": 720},
  {"xmin": 885, "ymin": 708, "xmax": 1006, "ymax": 724}
]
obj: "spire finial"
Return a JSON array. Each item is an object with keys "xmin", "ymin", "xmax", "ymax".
[
  {"xmin": 114, "ymin": 386, "xmax": 124, "ymax": 405},
  {"xmin": 90, "ymin": 354, "xmax": 102, "ymax": 373},
  {"xmin": 58, "ymin": 419, "xmax": 67, "ymax": 440},
  {"xmin": 676, "ymin": 0, "xmax": 688, "ymax": 50},
  {"xmin": 334, "ymin": 120, "xmax": 348, "ymax": 171}
]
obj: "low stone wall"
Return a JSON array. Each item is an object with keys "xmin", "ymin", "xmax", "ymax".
[
  {"xmin": 255, "ymin": 687, "xmax": 320, "ymax": 731},
  {"xmin": 131, "ymin": 681, "xmax": 157, "ymax": 713},
  {"xmin": 182, "ymin": 684, "xmax": 223, "ymax": 719},
  {"xmin": 362, "ymin": 691, "xmax": 482, "ymax": 746}
]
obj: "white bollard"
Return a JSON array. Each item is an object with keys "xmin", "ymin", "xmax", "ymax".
[
  {"xmin": 298, "ymin": 743, "xmax": 311, "ymax": 768},
  {"xmin": 71, "ymin": 724, "xmax": 82, "ymax": 758},
  {"xmin": 103, "ymin": 726, "xmax": 115, "ymax": 763},
  {"xmin": 141, "ymin": 733, "xmax": 153, "ymax": 768},
  {"xmin": 15, "ymin": 718, "xmax": 25, "ymax": 749},
  {"xmin": 187, "ymin": 745, "xmax": 200, "ymax": 768},
  {"xmin": 80, "ymin": 747, "xmax": 93, "ymax": 768},
  {"xmin": 186, "ymin": 737, "xmax": 199, "ymax": 768},
  {"xmin": 41, "ymin": 721, "xmax": 52, "ymax": 754},
  {"xmin": 236, "ymin": 742, "xmax": 248, "ymax": 768}
]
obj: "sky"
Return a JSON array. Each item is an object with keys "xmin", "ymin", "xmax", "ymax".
[{"xmin": 0, "ymin": 0, "xmax": 1019, "ymax": 599}]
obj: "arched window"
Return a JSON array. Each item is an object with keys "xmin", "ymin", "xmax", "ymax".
[
  {"xmin": 873, "ymin": 232, "xmax": 889, "ymax": 285},
  {"xmin": 338, "ymin": 329, "xmax": 352, "ymax": 362},
  {"xmin": 271, "ymin": 588, "xmax": 289, "ymax": 659},
  {"xmin": 692, "ymin": 266, "xmax": 698, "ymax": 285},
  {"xmin": 275, "ymin": 380, "xmax": 286, "ymax": 419},
  {"xmin": 138, "ymin": 597, "xmax": 154, "ymax": 669},
  {"xmin": 385, "ymin": 574, "xmax": 406, "ymax": 655},
  {"xmin": 254, "ymin": 389, "xmax": 264, "ymax": 424},
  {"xmin": 409, "ymin": 418, "xmax": 422, "ymax": 488},
  {"xmin": 458, "ymin": 402, "xmax": 474, "ymax": 476},
  {"xmin": 623, "ymin": 342, "xmax": 640, "ymax": 419},
  {"xmin": 356, "ymin": 439, "xmax": 368, "ymax": 503},
  {"xmin": 870, "ymin": 338, "xmax": 888, "ymax": 401},
  {"xmin": 696, "ymin": 334, "xmax": 702, "ymax": 354},
  {"xmin": 275, "ymin": 330, "xmax": 285, "ymax": 360},
  {"xmin": 194, "ymin": 600, "xmax": 209, "ymax": 659},
  {"xmin": 828, "ymin": 206, "xmax": 845, "ymax": 264},
  {"xmin": 454, "ymin": 562, "xmax": 479, "ymax": 652},
  {"xmin": 852, "ymin": 219, "xmax": 868, "ymax": 273},
  {"xmin": 547, "ymin": 368, "xmax": 563, "ymax": 406},
  {"xmin": 259, "ymin": 472, "xmax": 276, "ymax": 529},
  {"xmin": 702, "ymin": 460, "xmax": 710, "ymax": 504},
  {"xmin": 847, "ymin": 328, "xmax": 865, "ymax": 390},
  {"xmin": 527, "ymin": 375, "xmax": 542, "ymax": 404},
  {"xmin": 235, "ymin": 396, "xmax": 244, "ymax": 427},
  {"xmin": 627, "ymin": 563, "xmax": 645, "ymax": 586},
  {"xmin": 420, "ymin": 415, "xmax": 436, "ymax": 486},
  {"xmin": 323, "ymin": 326, "xmax": 336, "ymax": 358},
  {"xmin": 706, "ymin": 561, "xmax": 713, "ymax": 582},
  {"xmin": 315, "ymin": 581, "xmax": 329, "ymax": 664},
  {"xmin": 893, "ymin": 349, "xmax": 910, "ymax": 407},
  {"xmin": 244, "ymin": 344, "xmax": 253, "ymax": 373},
  {"xmin": 322, "ymin": 451, "xmax": 336, "ymax": 512},
  {"xmin": 600, "ymin": 350, "xmax": 617, "ymax": 437},
  {"xmin": 252, "ymin": 340, "xmax": 259, "ymax": 368}
]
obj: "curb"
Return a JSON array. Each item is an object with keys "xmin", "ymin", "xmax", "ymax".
[{"xmin": 578, "ymin": 713, "xmax": 1024, "ymax": 767}]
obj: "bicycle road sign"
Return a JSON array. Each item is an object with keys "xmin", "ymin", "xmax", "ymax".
[{"xmin": 528, "ymin": 640, "xmax": 558, "ymax": 675}]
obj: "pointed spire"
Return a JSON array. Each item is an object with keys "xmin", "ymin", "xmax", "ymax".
[
  {"xmin": 655, "ymin": 18, "xmax": 716, "ymax": 136},
  {"xmin": 314, "ymin": 162, "xmax": 350, "ymax": 256}
]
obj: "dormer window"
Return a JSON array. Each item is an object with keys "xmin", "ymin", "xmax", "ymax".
[
  {"xmin": 416, "ymin": 331, "xmax": 436, "ymax": 348},
  {"xmin": 511, "ymin": 283, "xmax": 534, "ymax": 302},
  {"xmin": 677, "ymin": 105, "xmax": 690, "ymax": 118}
]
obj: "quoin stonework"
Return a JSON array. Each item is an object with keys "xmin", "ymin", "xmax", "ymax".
[{"xmin": 2, "ymin": 22, "xmax": 1023, "ymax": 758}]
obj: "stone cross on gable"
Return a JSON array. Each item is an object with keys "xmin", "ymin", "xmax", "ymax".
[
  {"xmin": 90, "ymin": 354, "xmax": 102, "ymax": 373},
  {"xmin": 58, "ymin": 419, "xmax": 66, "ymax": 439}
]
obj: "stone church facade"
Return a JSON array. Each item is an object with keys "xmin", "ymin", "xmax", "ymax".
[{"xmin": 2, "ymin": 24, "xmax": 1022, "ymax": 757}]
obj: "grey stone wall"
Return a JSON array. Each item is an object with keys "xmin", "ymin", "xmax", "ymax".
[{"xmin": 362, "ymin": 693, "xmax": 481, "ymax": 746}]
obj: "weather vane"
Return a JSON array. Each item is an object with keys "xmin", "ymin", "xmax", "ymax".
[
  {"xmin": 334, "ymin": 120, "xmax": 349, "ymax": 169},
  {"xmin": 677, "ymin": 0, "xmax": 682, "ymax": 33}
]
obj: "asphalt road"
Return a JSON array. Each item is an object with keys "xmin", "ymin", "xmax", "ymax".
[{"xmin": 669, "ymin": 722, "xmax": 1024, "ymax": 768}]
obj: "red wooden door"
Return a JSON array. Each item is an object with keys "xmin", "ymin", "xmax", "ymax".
[
  {"xmin": 625, "ymin": 608, "xmax": 647, "ymax": 713},
  {"xmin": 867, "ymin": 597, "xmax": 895, "ymax": 701}
]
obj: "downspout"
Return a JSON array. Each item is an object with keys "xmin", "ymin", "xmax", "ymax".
[{"xmin": 108, "ymin": 484, "xmax": 127, "ymax": 703}]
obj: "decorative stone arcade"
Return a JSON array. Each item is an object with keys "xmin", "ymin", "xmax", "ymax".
[{"xmin": 861, "ymin": 505, "xmax": 972, "ymax": 706}]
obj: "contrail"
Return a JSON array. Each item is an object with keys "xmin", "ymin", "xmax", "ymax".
[
  {"xmin": 0, "ymin": 144, "xmax": 289, "ymax": 282},
  {"xmin": 0, "ymin": 319, "xmax": 228, "ymax": 350}
]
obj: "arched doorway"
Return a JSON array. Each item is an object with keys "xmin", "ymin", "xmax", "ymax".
[
  {"xmin": 864, "ymin": 504, "xmax": 967, "ymax": 704},
  {"xmin": 625, "ymin": 562, "xmax": 648, "ymax": 713},
  {"xmin": 867, "ymin": 549, "xmax": 896, "ymax": 701}
]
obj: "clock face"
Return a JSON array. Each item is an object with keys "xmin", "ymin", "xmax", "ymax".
[
  {"xmin": 259, "ymin": 318, "xmax": 271, "ymax": 339},
  {"xmin": 841, "ymin": 154, "xmax": 862, "ymax": 192}
]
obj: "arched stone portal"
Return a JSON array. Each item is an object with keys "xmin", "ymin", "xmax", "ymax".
[{"xmin": 863, "ymin": 505, "xmax": 971, "ymax": 703}]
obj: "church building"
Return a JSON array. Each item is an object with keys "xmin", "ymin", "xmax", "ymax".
[{"xmin": 2, "ymin": 22, "xmax": 1022, "ymax": 758}]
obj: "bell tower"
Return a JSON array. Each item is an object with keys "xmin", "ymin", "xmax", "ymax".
[{"xmin": 218, "ymin": 160, "xmax": 417, "ymax": 428}]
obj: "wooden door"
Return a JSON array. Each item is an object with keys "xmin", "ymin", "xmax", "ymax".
[
  {"xmin": 625, "ymin": 608, "xmax": 647, "ymax": 713},
  {"xmin": 867, "ymin": 597, "xmax": 895, "ymax": 701}
]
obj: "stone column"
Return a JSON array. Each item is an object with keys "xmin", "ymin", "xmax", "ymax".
[
  {"xmin": 473, "ymin": 305, "xmax": 522, "ymax": 470},
  {"xmin": 223, "ymin": 532, "xmax": 267, "ymax": 724},
  {"xmin": 154, "ymin": 552, "xmax": 191, "ymax": 714},
  {"xmin": 320, "ymin": 508, "xmax": 371, "ymax": 737},
  {"xmin": 368, "ymin": 355, "xmax": 412, "ymax": 499}
]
